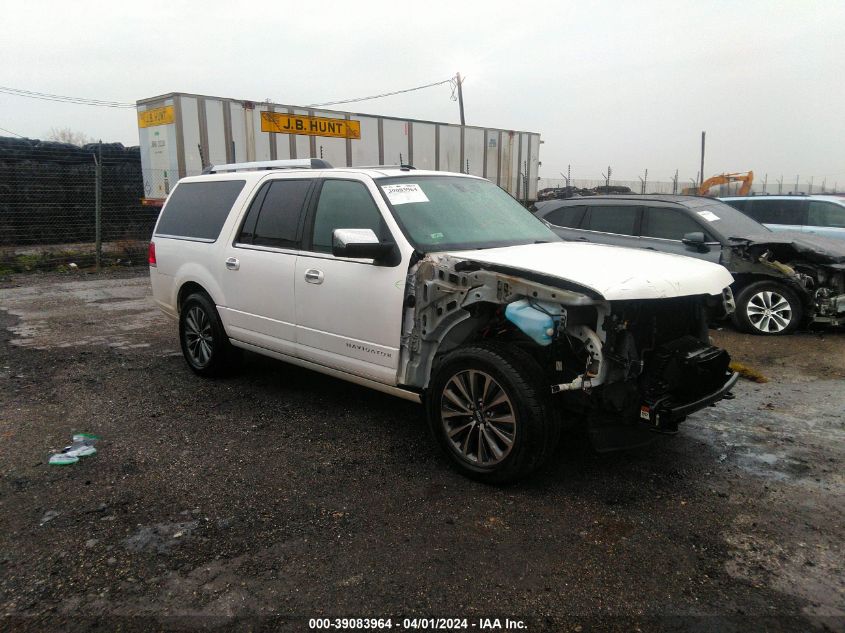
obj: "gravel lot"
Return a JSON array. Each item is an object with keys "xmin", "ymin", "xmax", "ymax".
[{"xmin": 1, "ymin": 269, "xmax": 843, "ymax": 632}]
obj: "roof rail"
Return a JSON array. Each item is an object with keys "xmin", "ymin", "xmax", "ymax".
[
  {"xmin": 354, "ymin": 164, "xmax": 416, "ymax": 170},
  {"xmin": 204, "ymin": 158, "xmax": 333, "ymax": 174}
]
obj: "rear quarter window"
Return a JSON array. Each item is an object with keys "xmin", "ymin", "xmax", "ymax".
[
  {"xmin": 155, "ymin": 180, "xmax": 246, "ymax": 241},
  {"xmin": 543, "ymin": 205, "xmax": 585, "ymax": 228}
]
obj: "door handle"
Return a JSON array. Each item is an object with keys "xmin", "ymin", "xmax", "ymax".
[
  {"xmin": 304, "ymin": 269, "xmax": 324, "ymax": 284},
  {"xmin": 225, "ymin": 257, "xmax": 240, "ymax": 271}
]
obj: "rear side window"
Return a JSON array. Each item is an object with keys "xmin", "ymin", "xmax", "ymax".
[
  {"xmin": 745, "ymin": 199, "xmax": 805, "ymax": 225},
  {"xmin": 544, "ymin": 205, "xmax": 585, "ymax": 228},
  {"xmin": 237, "ymin": 180, "xmax": 311, "ymax": 248},
  {"xmin": 310, "ymin": 180, "xmax": 385, "ymax": 253},
  {"xmin": 641, "ymin": 207, "xmax": 710, "ymax": 240},
  {"xmin": 582, "ymin": 206, "xmax": 638, "ymax": 235},
  {"xmin": 156, "ymin": 180, "xmax": 245, "ymax": 240},
  {"xmin": 808, "ymin": 201, "xmax": 845, "ymax": 228}
]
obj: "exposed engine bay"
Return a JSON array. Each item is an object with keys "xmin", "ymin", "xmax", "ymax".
[
  {"xmin": 725, "ymin": 235, "xmax": 845, "ymax": 326},
  {"xmin": 399, "ymin": 253, "xmax": 737, "ymax": 448}
]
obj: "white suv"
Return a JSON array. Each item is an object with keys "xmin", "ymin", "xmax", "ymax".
[
  {"xmin": 150, "ymin": 159, "xmax": 738, "ymax": 482},
  {"xmin": 721, "ymin": 195, "xmax": 845, "ymax": 241}
]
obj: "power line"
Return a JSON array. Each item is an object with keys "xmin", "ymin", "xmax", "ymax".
[
  {"xmin": 0, "ymin": 86, "xmax": 135, "ymax": 108},
  {"xmin": 306, "ymin": 76, "xmax": 456, "ymax": 108},
  {"xmin": 0, "ymin": 123, "xmax": 25, "ymax": 137},
  {"xmin": 1, "ymin": 76, "xmax": 460, "ymax": 112}
]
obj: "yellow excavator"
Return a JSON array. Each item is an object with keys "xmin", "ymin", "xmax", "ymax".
[{"xmin": 683, "ymin": 171, "xmax": 754, "ymax": 196}]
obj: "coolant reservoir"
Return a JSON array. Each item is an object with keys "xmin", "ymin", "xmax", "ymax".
[{"xmin": 504, "ymin": 299, "xmax": 565, "ymax": 346}]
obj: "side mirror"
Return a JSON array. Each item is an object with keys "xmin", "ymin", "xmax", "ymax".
[
  {"xmin": 332, "ymin": 228, "xmax": 397, "ymax": 265},
  {"xmin": 682, "ymin": 231, "xmax": 709, "ymax": 252}
]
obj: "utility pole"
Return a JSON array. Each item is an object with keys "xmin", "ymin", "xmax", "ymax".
[
  {"xmin": 523, "ymin": 161, "xmax": 529, "ymax": 205},
  {"xmin": 94, "ymin": 140, "xmax": 102, "ymax": 271},
  {"xmin": 795, "ymin": 174, "xmax": 800, "ymax": 194},
  {"xmin": 639, "ymin": 168, "xmax": 648, "ymax": 194},
  {"xmin": 762, "ymin": 173, "xmax": 767, "ymax": 194},
  {"xmin": 777, "ymin": 175, "xmax": 783, "ymax": 195},
  {"xmin": 602, "ymin": 166, "xmax": 612, "ymax": 188},
  {"xmin": 809, "ymin": 176, "xmax": 813, "ymax": 194},
  {"xmin": 559, "ymin": 165, "xmax": 571, "ymax": 188},
  {"xmin": 672, "ymin": 169, "xmax": 678, "ymax": 194},
  {"xmin": 456, "ymin": 72, "xmax": 465, "ymax": 126},
  {"xmin": 699, "ymin": 131, "xmax": 706, "ymax": 189}
]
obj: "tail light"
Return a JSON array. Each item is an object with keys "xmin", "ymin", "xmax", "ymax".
[{"xmin": 148, "ymin": 242, "xmax": 157, "ymax": 267}]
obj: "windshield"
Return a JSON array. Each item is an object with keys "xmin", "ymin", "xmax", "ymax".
[
  {"xmin": 376, "ymin": 175, "xmax": 559, "ymax": 251},
  {"xmin": 694, "ymin": 200, "xmax": 771, "ymax": 239}
]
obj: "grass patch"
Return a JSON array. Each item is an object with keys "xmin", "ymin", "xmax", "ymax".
[
  {"xmin": 730, "ymin": 361, "xmax": 769, "ymax": 383},
  {"xmin": 0, "ymin": 240, "xmax": 148, "ymax": 273}
]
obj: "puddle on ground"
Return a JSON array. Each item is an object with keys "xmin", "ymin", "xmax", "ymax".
[{"xmin": 0, "ymin": 277, "xmax": 165, "ymax": 350}]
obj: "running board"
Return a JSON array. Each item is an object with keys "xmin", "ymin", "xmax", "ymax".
[{"xmin": 230, "ymin": 340, "xmax": 423, "ymax": 403}]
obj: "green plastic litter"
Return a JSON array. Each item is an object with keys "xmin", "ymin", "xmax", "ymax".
[
  {"xmin": 73, "ymin": 433, "xmax": 100, "ymax": 442},
  {"xmin": 48, "ymin": 432, "xmax": 100, "ymax": 465},
  {"xmin": 48, "ymin": 453, "xmax": 80, "ymax": 466}
]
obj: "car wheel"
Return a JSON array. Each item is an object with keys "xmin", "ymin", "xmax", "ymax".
[
  {"xmin": 732, "ymin": 281, "xmax": 803, "ymax": 335},
  {"xmin": 426, "ymin": 343, "xmax": 560, "ymax": 484},
  {"xmin": 179, "ymin": 292, "xmax": 239, "ymax": 376}
]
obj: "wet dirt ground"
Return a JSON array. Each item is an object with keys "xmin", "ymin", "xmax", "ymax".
[{"xmin": 0, "ymin": 270, "xmax": 843, "ymax": 632}]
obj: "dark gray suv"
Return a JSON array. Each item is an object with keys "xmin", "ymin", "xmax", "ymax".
[{"xmin": 533, "ymin": 195, "xmax": 845, "ymax": 335}]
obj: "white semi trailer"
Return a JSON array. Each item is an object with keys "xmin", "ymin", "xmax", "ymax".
[{"xmin": 136, "ymin": 92, "xmax": 541, "ymax": 206}]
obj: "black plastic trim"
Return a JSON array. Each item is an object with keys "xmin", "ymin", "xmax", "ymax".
[{"xmin": 659, "ymin": 371, "xmax": 739, "ymax": 420}]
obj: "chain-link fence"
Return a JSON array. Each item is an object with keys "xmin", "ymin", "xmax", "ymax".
[{"xmin": 0, "ymin": 137, "xmax": 159, "ymax": 273}]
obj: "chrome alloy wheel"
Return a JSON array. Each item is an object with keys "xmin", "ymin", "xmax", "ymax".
[
  {"xmin": 184, "ymin": 306, "xmax": 213, "ymax": 366},
  {"xmin": 440, "ymin": 369, "xmax": 516, "ymax": 467},
  {"xmin": 746, "ymin": 290, "xmax": 792, "ymax": 333}
]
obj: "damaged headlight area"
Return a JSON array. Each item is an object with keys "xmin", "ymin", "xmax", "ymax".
[
  {"xmin": 794, "ymin": 263, "xmax": 845, "ymax": 324},
  {"xmin": 402, "ymin": 254, "xmax": 738, "ymax": 452},
  {"xmin": 727, "ymin": 237, "xmax": 845, "ymax": 327},
  {"xmin": 551, "ymin": 297, "xmax": 736, "ymax": 439}
]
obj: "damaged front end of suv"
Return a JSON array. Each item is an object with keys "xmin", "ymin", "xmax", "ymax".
[
  {"xmin": 400, "ymin": 248, "xmax": 738, "ymax": 453},
  {"xmin": 725, "ymin": 235, "xmax": 845, "ymax": 328}
]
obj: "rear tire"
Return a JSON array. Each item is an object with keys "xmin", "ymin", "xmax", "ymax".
[
  {"xmin": 732, "ymin": 281, "xmax": 802, "ymax": 335},
  {"xmin": 426, "ymin": 343, "xmax": 560, "ymax": 484},
  {"xmin": 179, "ymin": 292, "xmax": 240, "ymax": 376}
]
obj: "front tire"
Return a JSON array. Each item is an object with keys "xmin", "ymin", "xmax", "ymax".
[
  {"xmin": 179, "ymin": 292, "xmax": 239, "ymax": 376},
  {"xmin": 426, "ymin": 343, "xmax": 560, "ymax": 484},
  {"xmin": 732, "ymin": 281, "xmax": 803, "ymax": 335}
]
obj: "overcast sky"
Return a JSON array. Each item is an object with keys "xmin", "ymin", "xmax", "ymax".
[{"xmin": 1, "ymin": 0, "xmax": 843, "ymax": 185}]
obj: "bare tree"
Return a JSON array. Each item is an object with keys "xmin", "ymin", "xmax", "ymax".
[{"xmin": 46, "ymin": 127, "xmax": 92, "ymax": 146}]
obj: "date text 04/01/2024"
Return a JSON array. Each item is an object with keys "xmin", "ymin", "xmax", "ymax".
[{"xmin": 308, "ymin": 618, "xmax": 527, "ymax": 630}]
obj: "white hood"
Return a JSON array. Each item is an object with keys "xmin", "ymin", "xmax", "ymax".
[{"xmin": 445, "ymin": 242, "xmax": 733, "ymax": 300}]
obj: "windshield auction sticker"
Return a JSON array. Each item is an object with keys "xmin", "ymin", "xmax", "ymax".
[
  {"xmin": 382, "ymin": 184, "xmax": 429, "ymax": 205},
  {"xmin": 697, "ymin": 210, "xmax": 720, "ymax": 222}
]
